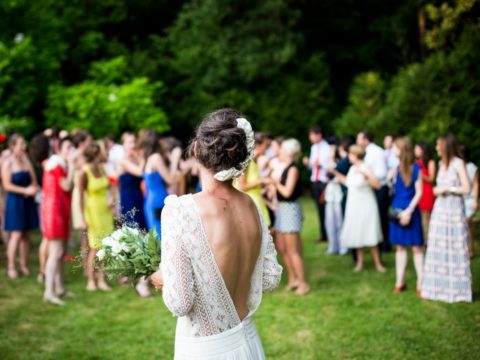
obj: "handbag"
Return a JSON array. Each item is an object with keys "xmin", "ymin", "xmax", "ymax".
[{"xmin": 388, "ymin": 208, "xmax": 403, "ymax": 223}]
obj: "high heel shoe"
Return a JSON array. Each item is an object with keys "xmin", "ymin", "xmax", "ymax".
[
  {"xmin": 7, "ymin": 268, "xmax": 18, "ymax": 279},
  {"xmin": 43, "ymin": 295, "xmax": 65, "ymax": 306},
  {"xmin": 393, "ymin": 284, "xmax": 407, "ymax": 293},
  {"xmin": 20, "ymin": 266, "xmax": 30, "ymax": 277}
]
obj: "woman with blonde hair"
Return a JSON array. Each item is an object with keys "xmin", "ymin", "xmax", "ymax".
[
  {"xmin": 339, "ymin": 145, "xmax": 385, "ymax": 272},
  {"xmin": 272, "ymin": 138, "xmax": 309, "ymax": 295},
  {"xmin": 389, "ymin": 137, "xmax": 424, "ymax": 294}
]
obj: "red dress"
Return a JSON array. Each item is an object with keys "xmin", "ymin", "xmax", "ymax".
[
  {"xmin": 417, "ymin": 160, "xmax": 435, "ymax": 212},
  {"xmin": 41, "ymin": 156, "xmax": 72, "ymax": 240}
]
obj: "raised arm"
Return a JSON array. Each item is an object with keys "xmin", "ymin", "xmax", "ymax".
[{"xmin": 160, "ymin": 201, "xmax": 195, "ymax": 316}]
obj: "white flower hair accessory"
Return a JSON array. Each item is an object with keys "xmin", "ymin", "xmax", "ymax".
[{"xmin": 213, "ymin": 117, "xmax": 255, "ymax": 181}]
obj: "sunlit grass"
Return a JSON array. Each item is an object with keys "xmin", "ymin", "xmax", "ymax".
[{"xmin": 1, "ymin": 198, "xmax": 479, "ymax": 359}]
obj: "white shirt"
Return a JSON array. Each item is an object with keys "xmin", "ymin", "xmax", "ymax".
[
  {"xmin": 384, "ymin": 148, "xmax": 400, "ymax": 171},
  {"xmin": 365, "ymin": 143, "xmax": 387, "ymax": 185},
  {"xmin": 106, "ymin": 144, "xmax": 125, "ymax": 177},
  {"xmin": 308, "ymin": 140, "xmax": 330, "ymax": 182}
]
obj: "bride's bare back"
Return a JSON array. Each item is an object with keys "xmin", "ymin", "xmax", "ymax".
[{"xmin": 193, "ymin": 189, "xmax": 262, "ymax": 320}]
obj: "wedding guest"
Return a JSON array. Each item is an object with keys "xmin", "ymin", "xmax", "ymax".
[
  {"xmin": 264, "ymin": 137, "xmax": 296, "ymax": 289},
  {"xmin": 273, "ymin": 138, "xmax": 310, "ymax": 295},
  {"xmin": 161, "ymin": 136, "xmax": 185, "ymax": 195},
  {"xmin": 421, "ymin": 134, "xmax": 472, "ymax": 303},
  {"xmin": 459, "ymin": 145, "xmax": 478, "ymax": 257},
  {"xmin": 236, "ymin": 132, "xmax": 272, "ymax": 226},
  {"xmin": 325, "ymin": 143, "xmax": 347, "ymax": 255},
  {"xmin": 2, "ymin": 134, "xmax": 39, "ymax": 279},
  {"xmin": 42, "ymin": 137, "xmax": 75, "ymax": 305},
  {"xmin": 339, "ymin": 145, "xmax": 385, "ymax": 272},
  {"xmin": 117, "ymin": 132, "xmax": 150, "ymax": 297},
  {"xmin": 142, "ymin": 132, "xmax": 177, "ymax": 238},
  {"xmin": 105, "ymin": 134, "xmax": 125, "ymax": 179},
  {"xmin": 389, "ymin": 138, "xmax": 424, "ymax": 294},
  {"xmin": 357, "ymin": 131, "xmax": 390, "ymax": 252},
  {"xmin": 151, "ymin": 108, "xmax": 282, "ymax": 358},
  {"xmin": 78, "ymin": 143, "xmax": 114, "ymax": 292},
  {"xmin": 414, "ymin": 142, "xmax": 436, "ymax": 244},
  {"xmin": 29, "ymin": 133, "xmax": 51, "ymax": 283},
  {"xmin": 383, "ymin": 134, "xmax": 399, "ymax": 172},
  {"xmin": 303, "ymin": 127, "xmax": 330, "ymax": 243}
]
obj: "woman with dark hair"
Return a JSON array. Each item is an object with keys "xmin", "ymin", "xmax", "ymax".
[
  {"xmin": 389, "ymin": 137, "xmax": 424, "ymax": 295},
  {"xmin": 151, "ymin": 108, "xmax": 282, "ymax": 359},
  {"xmin": 421, "ymin": 134, "xmax": 472, "ymax": 303},
  {"xmin": 78, "ymin": 142, "xmax": 114, "ymax": 292},
  {"xmin": 414, "ymin": 142, "xmax": 436, "ymax": 244},
  {"xmin": 42, "ymin": 136, "xmax": 75, "ymax": 305},
  {"xmin": 142, "ymin": 132, "xmax": 177, "ymax": 238},
  {"xmin": 2, "ymin": 134, "xmax": 39, "ymax": 279},
  {"xmin": 29, "ymin": 133, "xmax": 51, "ymax": 283}
]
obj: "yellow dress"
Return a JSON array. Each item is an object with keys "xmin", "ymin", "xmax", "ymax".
[
  {"xmin": 235, "ymin": 161, "xmax": 271, "ymax": 226},
  {"xmin": 84, "ymin": 166, "xmax": 114, "ymax": 249}
]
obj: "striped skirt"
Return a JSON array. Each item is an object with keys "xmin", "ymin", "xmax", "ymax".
[{"xmin": 421, "ymin": 195, "xmax": 472, "ymax": 303}]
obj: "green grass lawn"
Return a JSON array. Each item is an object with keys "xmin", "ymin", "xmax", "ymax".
[{"xmin": 1, "ymin": 198, "xmax": 479, "ymax": 360}]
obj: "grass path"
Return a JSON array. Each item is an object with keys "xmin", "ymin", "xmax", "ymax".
[{"xmin": 1, "ymin": 198, "xmax": 479, "ymax": 359}]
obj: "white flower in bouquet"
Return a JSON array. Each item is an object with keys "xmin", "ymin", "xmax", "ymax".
[{"xmin": 95, "ymin": 226, "xmax": 161, "ymax": 285}]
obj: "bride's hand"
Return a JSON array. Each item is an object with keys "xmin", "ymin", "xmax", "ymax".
[{"xmin": 151, "ymin": 270, "xmax": 164, "ymax": 291}]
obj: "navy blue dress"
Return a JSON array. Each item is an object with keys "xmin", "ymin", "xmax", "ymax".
[
  {"xmin": 4, "ymin": 171, "xmax": 39, "ymax": 231},
  {"xmin": 119, "ymin": 173, "xmax": 147, "ymax": 231},
  {"xmin": 389, "ymin": 163, "xmax": 424, "ymax": 246}
]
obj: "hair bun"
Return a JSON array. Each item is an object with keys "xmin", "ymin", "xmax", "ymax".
[{"xmin": 192, "ymin": 108, "xmax": 249, "ymax": 175}]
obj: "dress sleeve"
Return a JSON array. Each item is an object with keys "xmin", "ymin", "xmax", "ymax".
[
  {"xmin": 161, "ymin": 196, "xmax": 195, "ymax": 317},
  {"xmin": 258, "ymin": 208, "xmax": 282, "ymax": 292}
]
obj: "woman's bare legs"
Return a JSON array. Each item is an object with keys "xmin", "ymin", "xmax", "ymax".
[
  {"xmin": 19, "ymin": 231, "xmax": 31, "ymax": 276},
  {"xmin": 7, "ymin": 231, "xmax": 22, "ymax": 278},
  {"xmin": 284, "ymin": 232, "xmax": 309, "ymax": 295},
  {"xmin": 38, "ymin": 237, "xmax": 48, "ymax": 282},
  {"xmin": 371, "ymin": 246, "xmax": 386, "ymax": 272},
  {"xmin": 86, "ymin": 247, "xmax": 111, "ymax": 292},
  {"xmin": 412, "ymin": 246, "xmax": 424, "ymax": 291},
  {"xmin": 274, "ymin": 230, "xmax": 297, "ymax": 290},
  {"xmin": 44, "ymin": 240, "xmax": 65, "ymax": 305},
  {"xmin": 395, "ymin": 245, "xmax": 408, "ymax": 287},
  {"xmin": 354, "ymin": 248, "xmax": 364, "ymax": 272}
]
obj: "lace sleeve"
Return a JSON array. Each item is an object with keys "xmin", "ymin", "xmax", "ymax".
[
  {"xmin": 259, "ymin": 209, "xmax": 282, "ymax": 292},
  {"xmin": 161, "ymin": 197, "xmax": 195, "ymax": 316}
]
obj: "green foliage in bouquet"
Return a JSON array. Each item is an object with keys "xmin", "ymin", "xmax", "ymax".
[{"xmin": 96, "ymin": 226, "xmax": 161, "ymax": 286}]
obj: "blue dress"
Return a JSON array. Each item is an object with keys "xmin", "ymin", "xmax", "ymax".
[
  {"xmin": 119, "ymin": 173, "xmax": 147, "ymax": 231},
  {"xmin": 4, "ymin": 171, "xmax": 39, "ymax": 231},
  {"xmin": 143, "ymin": 172, "xmax": 168, "ymax": 238},
  {"xmin": 389, "ymin": 163, "xmax": 423, "ymax": 246}
]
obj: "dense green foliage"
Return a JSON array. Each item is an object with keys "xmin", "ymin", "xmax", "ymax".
[
  {"xmin": 0, "ymin": 0, "xmax": 479, "ymax": 156},
  {"xmin": 1, "ymin": 199, "xmax": 480, "ymax": 359}
]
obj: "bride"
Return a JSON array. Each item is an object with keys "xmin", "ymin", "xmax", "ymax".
[{"xmin": 151, "ymin": 108, "xmax": 282, "ymax": 359}]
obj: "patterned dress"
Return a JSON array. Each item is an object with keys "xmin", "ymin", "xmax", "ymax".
[{"xmin": 421, "ymin": 157, "xmax": 472, "ymax": 303}]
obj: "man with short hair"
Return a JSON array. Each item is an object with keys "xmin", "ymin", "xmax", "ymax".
[{"xmin": 303, "ymin": 127, "xmax": 330, "ymax": 243}]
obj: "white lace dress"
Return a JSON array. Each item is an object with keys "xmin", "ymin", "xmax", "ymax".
[{"xmin": 161, "ymin": 194, "xmax": 282, "ymax": 359}]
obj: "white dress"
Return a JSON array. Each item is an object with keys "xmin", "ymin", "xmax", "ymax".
[
  {"xmin": 161, "ymin": 194, "xmax": 282, "ymax": 359},
  {"xmin": 340, "ymin": 164, "xmax": 383, "ymax": 248}
]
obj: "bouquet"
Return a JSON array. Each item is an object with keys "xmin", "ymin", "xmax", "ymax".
[{"xmin": 96, "ymin": 226, "xmax": 161, "ymax": 285}]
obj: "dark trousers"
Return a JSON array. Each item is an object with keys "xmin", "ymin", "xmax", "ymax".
[
  {"xmin": 374, "ymin": 185, "xmax": 391, "ymax": 253},
  {"xmin": 312, "ymin": 181, "xmax": 328, "ymax": 242}
]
